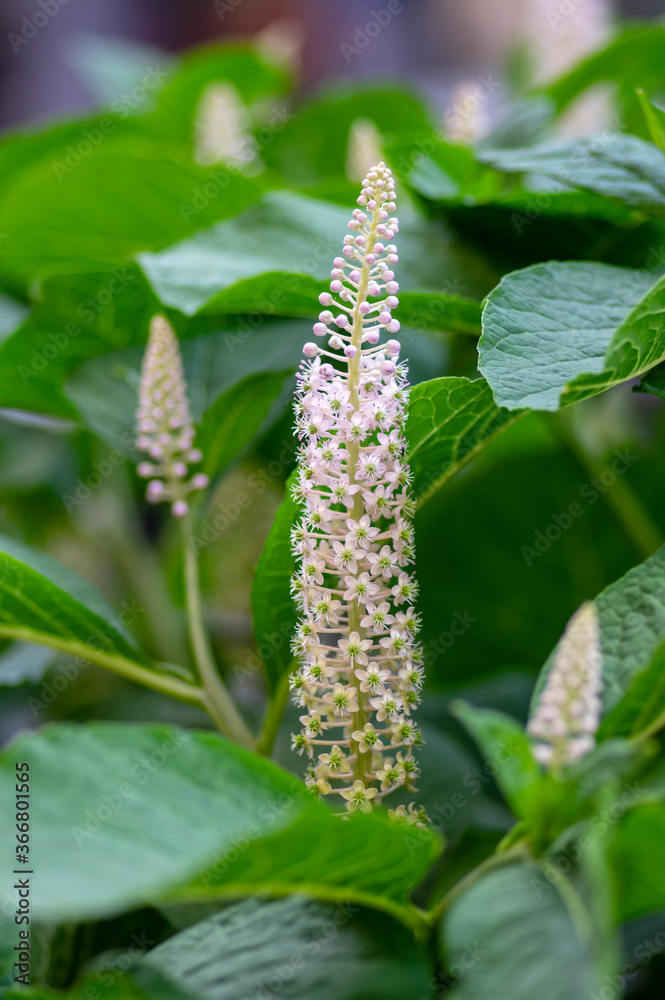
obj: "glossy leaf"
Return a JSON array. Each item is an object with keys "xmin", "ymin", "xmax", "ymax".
[
  {"xmin": 479, "ymin": 261, "xmax": 665, "ymax": 411},
  {"xmin": 407, "ymin": 376, "xmax": 517, "ymax": 503},
  {"xmin": 610, "ymin": 802, "xmax": 665, "ymax": 923},
  {"xmin": 0, "ymin": 723, "xmax": 440, "ymax": 925}
]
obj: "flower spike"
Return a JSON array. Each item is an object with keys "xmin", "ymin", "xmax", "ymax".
[
  {"xmin": 290, "ymin": 162, "xmax": 424, "ymax": 812},
  {"xmin": 527, "ymin": 602, "xmax": 603, "ymax": 770},
  {"xmin": 135, "ymin": 315, "xmax": 209, "ymax": 518}
]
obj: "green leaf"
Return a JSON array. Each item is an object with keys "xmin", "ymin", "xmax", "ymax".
[
  {"xmin": 199, "ymin": 371, "xmax": 292, "ymax": 480},
  {"xmin": 0, "ymin": 723, "xmax": 441, "ymax": 925},
  {"xmin": 599, "ymin": 636, "xmax": 665, "ymax": 739},
  {"xmin": 134, "ymin": 897, "xmax": 432, "ymax": 1000},
  {"xmin": 8, "ymin": 898, "xmax": 433, "ymax": 1000},
  {"xmin": 478, "ymin": 134, "xmax": 665, "ymax": 215},
  {"xmin": 442, "ymin": 862, "xmax": 602, "ymax": 999},
  {"xmin": 479, "ymin": 261, "xmax": 665, "ymax": 411},
  {"xmin": 251, "ymin": 470, "xmax": 300, "ymax": 691},
  {"xmin": 0, "ymin": 534, "xmax": 191, "ymax": 700},
  {"xmin": 63, "ymin": 31, "xmax": 175, "ymax": 106},
  {"xmin": 137, "ymin": 190, "xmax": 490, "ymax": 330},
  {"xmin": 637, "ymin": 90, "xmax": 665, "ymax": 156},
  {"xmin": 450, "ymin": 702, "xmax": 539, "ymax": 821},
  {"xmin": 406, "ymin": 376, "xmax": 517, "ymax": 502},
  {"xmin": 534, "ymin": 543, "xmax": 665, "ymax": 717},
  {"xmin": 610, "ymin": 802, "xmax": 665, "ymax": 923},
  {"xmin": 0, "ymin": 642, "xmax": 55, "ymax": 687},
  {"xmin": 0, "ymin": 134, "xmax": 262, "ymax": 290}
]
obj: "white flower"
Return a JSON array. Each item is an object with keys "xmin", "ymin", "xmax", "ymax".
[
  {"xmin": 340, "ymin": 779, "xmax": 378, "ymax": 813},
  {"xmin": 527, "ymin": 602, "xmax": 603, "ymax": 770},
  {"xmin": 289, "ymin": 163, "xmax": 423, "ymax": 811},
  {"xmin": 135, "ymin": 315, "xmax": 208, "ymax": 518}
]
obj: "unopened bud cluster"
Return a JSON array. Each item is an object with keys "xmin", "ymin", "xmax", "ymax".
[
  {"xmin": 290, "ymin": 163, "xmax": 424, "ymax": 813},
  {"xmin": 528, "ymin": 602, "xmax": 603, "ymax": 769},
  {"xmin": 136, "ymin": 315, "xmax": 209, "ymax": 518}
]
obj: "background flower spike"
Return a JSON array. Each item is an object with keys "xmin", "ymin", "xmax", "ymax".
[{"xmin": 135, "ymin": 314, "xmax": 209, "ymax": 518}]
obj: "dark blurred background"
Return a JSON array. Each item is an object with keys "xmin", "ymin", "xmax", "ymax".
[{"xmin": 1, "ymin": 0, "xmax": 663, "ymax": 131}]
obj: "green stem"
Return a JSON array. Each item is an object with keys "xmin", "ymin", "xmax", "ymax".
[
  {"xmin": 180, "ymin": 514, "xmax": 256, "ymax": 748},
  {"xmin": 556, "ymin": 415, "xmax": 662, "ymax": 560},
  {"xmin": 430, "ymin": 841, "xmax": 530, "ymax": 922},
  {"xmin": 257, "ymin": 663, "xmax": 296, "ymax": 755},
  {"xmin": 0, "ymin": 625, "xmax": 205, "ymax": 707}
]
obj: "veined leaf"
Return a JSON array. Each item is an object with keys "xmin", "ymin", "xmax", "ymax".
[
  {"xmin": 442, "ymin": 863, "xmax": 604, "ymax": 999},
  {"xmin": 478, "ymin": 134, "xmax": 665, "ymax": 215},
  {"xmin": 135, "ymin": 897, "xmax": 432, "ymax": 1000},
  {"xmin": 7, "ymin": 898, "xmax": 433, "ymax": 1000},
  {"xmin": 599, "ymin": 636, "xmax": 665, "ymax": 740},
  {"xmin": 0, "ymin": 723, "xmax": 441, "ymax": 925},
  {"xmin": 479, "ymin": 261, "xmax": 665, "ymax": 411},
  {"xmin": 407, "ymin": 376, "xmax": 517, "ymax": 502}
]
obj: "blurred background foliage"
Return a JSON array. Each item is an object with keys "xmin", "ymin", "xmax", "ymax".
[{"xmin": 3, "ymin": 1, "xmax": 665, "ymax": 994}]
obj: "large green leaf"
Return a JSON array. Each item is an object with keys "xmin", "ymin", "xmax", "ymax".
[
  {"xmin": 479, "ymin": 261, "xmax": 665, "ymax": 411},
  {"xmin": 7, "ymin": 898, "xmax": 433, "ymax": 1000},
  {"xmin": 534, "ymin": 544, "xmax": 665, "ymax": 717},
  {"xmin": 0, "ymin": 534, "xmax": 152, "ymax": 672},
  {"xmin": 0, "ymin": 134, "xmax": 262, "ymax": 290},
  {"xmin": 135, "ymin": 897, "xmax": 432, "ymax": 1000},
  {"xmin": 137, "ymin": 190, "xmax": 490, "ymax": 331},
  {"xmin": 442, "ymin": 863, "xmax": 602, "ymax": 999},
  {"xmin": 479, "ymin": 134, "xmax": 665, "ymax": 215},
  {"xmin": 0, "ymin": 723, "xmax": 440, "ymax": 925},
  {"xmin": 407, "ymin": 377, "xmax": 517, "ymax": 502}
]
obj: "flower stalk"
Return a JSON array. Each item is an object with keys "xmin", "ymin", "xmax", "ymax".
[
  {"xmin": 290, "ymin": 162, "xmax": 424, "ymax": 812},
  {"xmin": 136, "ymin": 314, "xmax": 255, "ymax": 748}
]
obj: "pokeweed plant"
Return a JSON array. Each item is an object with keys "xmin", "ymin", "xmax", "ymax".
[{"xmin": 3, "ymin": 24, "xmax": 665, "ymax": 1000}]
